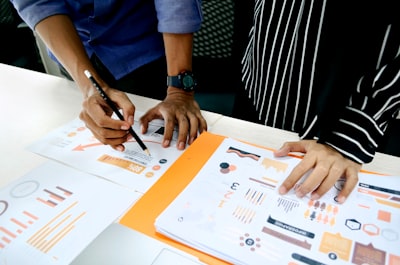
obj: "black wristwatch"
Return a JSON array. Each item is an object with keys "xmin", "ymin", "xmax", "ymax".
[{"xmin": 167, "ymin": 70, "xmax": 197, "ymax": 92}]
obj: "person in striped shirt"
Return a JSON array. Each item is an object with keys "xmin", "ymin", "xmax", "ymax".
[{"xmin": 232, "ymin": 1, "xmax": 399, "ymax": 203}]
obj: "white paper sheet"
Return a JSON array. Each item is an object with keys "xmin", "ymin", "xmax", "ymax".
[
  {"xmin": 0, "ymin": 161, "xmax": 139, "ymax": 265},
  {"xmin": 28, "ymin": 114, "xmax": 184, "ymax": 193},
  {"xmin": 155, "ymin": 138, "xmax": 400, "ymax": 265}
]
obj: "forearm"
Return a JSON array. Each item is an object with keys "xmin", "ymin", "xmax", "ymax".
[
  {"xmin": 34, "ymin": 15, "xmax": 100, "ymax": 97},
  {"xmin": 163, "ymin": 33, "xmax": 194, "ymax": 93},
  {"xmin": 318, "ymin": 55, "xmax": 400, "ymax": 163}
]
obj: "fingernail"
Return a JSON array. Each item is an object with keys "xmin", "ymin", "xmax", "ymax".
[
  {"xmin": 311, "ymin": 193, "xmax": 320, "ymax": 200},
  {"xmin": 128, "ymin": 115, "xmax": 134, "ymax": 124},
  {"xmin": 121, "ymin": 124, "xmax": 129, "ymax": 130},
  {"xmin": 178, "ymin": 141, "xmax": 186, "ymax": 150},
  {"xmin": 337, "ymin": 195, "xmax": 346, "ymax": 204},
  {"xmin": 296, "ymin": 190, "xmax": 304, "ymax": 198},
  {"xmin": 163, "ymin": 140, "xmax": 170, "ymax": 147},
  {"xmin": 116, "ymin": 145, "xmax": 124, "ymax": 152},
  {"xmin": 278, "ymin": 186, "xmax": 287, "ymax": 194}
]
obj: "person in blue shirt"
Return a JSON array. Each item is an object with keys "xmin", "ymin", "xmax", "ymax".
[{"xmin": 10, "ymin": 0, "xmax": 207, "ymax": 151}]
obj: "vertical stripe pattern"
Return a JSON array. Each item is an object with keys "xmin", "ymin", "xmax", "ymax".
[{"xmin": 241, "ymin": 0, "xmax": 400, "ymax": 163}]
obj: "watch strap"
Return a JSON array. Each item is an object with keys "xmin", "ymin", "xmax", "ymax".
[{"xmin": 167, "ymin": 75, "xmax": 182, "ymax": 88}]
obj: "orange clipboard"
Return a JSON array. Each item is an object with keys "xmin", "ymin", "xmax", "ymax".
[{"xmin": 119, "ymin": 131, "xmax": 230, "ymax": 265}]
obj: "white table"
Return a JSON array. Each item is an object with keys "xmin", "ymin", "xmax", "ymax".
[
  {"xmin": 0, "ymin": 63, "xmax": 222, "ymax": 189},
  {"xmin": 1, "ymin": 63, "xmax": 399, "ymax": 264}
]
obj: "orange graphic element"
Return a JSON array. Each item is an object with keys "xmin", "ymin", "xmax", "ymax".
[
  {"xmin": 352, "ymin": 242, "xmax": 386, "ymax": 265},
  {"xmin": 119, "ymin": 132, "xmax": 231, "ymax": 265},
  {"xmin": 28, "ymin": 201, "xmax": 86, "ymax": 253},
  {"xmin": 358, "ymin": 187, "xmax": 390, "ymax": 199},
  {"xmin": 98, "ymin": 154, "xmax": 145, "ymax": 174},
  {"xmin": 376, "ymin": 198, "xmax": 400, "ymax": 209},
  {"xmin": 378, "ymin": 210, "xmax": 391, "ymax": 223},
  {"xmin": 389, "ymin": 254, "xmax": 400, "ymax": 265},
  {"xmin": 304, "ymin": 209, "xmax": 310, "ymax": 219},
  {"xmin": 261, "ymin": 158, "xmax": 288, "ymax": 173},
  {"xmin": 0, "ymin": 227, "xmax": 16, "ymax": 238},
  {"xmin": 319, "ymin": 232, "xmax": 351, "ymax": 261},
  {"xmin": 152, "ymin": 165, "xmax": 161, "ymax": 170},
  {"xmin": 363, "ymin": 223, "xmax": 380, "ymax": 236},
  {"xmin": 145, "ymin": 172, "xmax": 154, "ymax": 178},
  {"xmin": 67, "ymin": 132, "xmax": 77, "ymax": 137},
  {"xmin": 262, "ymin": 176, "xmax": 279, "ymax": 184},
  {"xmin": 73, "ymin": 142, "xmax": 104, "ymax": 151}
]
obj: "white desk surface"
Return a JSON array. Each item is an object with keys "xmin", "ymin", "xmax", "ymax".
[
  {"xmin": 1, "ymin": 63, "xmax": 399, "ymax": 264},
  {"xmin": 0, "ymin": 63, "xmax": 222, "ymax": 189}
]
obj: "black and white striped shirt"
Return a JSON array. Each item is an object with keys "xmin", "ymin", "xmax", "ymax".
[{"xmin": 241, "ymin": 0, "xmax": 400, "ymax": 163}]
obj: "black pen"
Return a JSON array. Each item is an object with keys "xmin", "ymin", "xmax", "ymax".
[{"xmin": 84, "ymin": 70, "xmax": 150, "ymax": 156}]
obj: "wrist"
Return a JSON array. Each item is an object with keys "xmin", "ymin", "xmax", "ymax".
[
  {"xmin": 166, "ymin": 70, "xmax": 197, "ymax": 92},
  {"xmin": 167, "ymin": 86, "xmax": 195, "ymax": 96}
]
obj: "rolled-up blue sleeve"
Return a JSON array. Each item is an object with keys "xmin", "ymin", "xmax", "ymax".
[
  {"xmin": 10, "ymin": 0, "xmax": 68, "ymax": 30},
  {"xmin": 155, "ymin": 0, "xmax": 202, "ymax": 33}
]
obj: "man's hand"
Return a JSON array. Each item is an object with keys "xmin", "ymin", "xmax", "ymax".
[
  {"xmin": 79, "ymin": 87, "xmax": 136, "ymax": 152},
  {"xmin": 140, "ymin": 89, "xmax": 207, "ymax": 150},
  {"xmin": 275, "ymin": 140, "xmax": 361, "ymax": 203}
]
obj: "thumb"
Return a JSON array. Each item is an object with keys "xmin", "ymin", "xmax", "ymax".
[{"xmin": 274, "ymin": 141, "xmax": 309, "ymax": 157}]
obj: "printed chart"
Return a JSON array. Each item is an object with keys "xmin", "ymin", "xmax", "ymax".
[
  {"xmin": 28, "ymin": 115, "xmax": 184, "ymax": 192},
  {"xmin": 155, "ymin": 137, "xmax": 400, "ymax": 265},
  {"xmin": 0, "ymin": 161, "xmax": 138, "ymax": 265}
]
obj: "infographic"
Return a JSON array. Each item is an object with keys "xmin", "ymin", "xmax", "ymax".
[{"xmin": 155, "ymin": 136, "xmax": 400, "ymax": 265}]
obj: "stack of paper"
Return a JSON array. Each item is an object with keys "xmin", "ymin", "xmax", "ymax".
[{"xmin": 150, "ymin": 133, "xmax": 400, "ymax": 265}]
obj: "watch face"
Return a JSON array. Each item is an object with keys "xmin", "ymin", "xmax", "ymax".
[
  {"xmin": 182, "ymin": 75, "xmax": 194, "ymax": 88},
  {"xmin": 179, "ymin": 71, "xmax": 196, "ymax": 91}
]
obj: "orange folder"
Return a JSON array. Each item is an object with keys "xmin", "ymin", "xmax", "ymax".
[{"xmin": 119, "ymin": 131, "xmax": 230, "ymax": 264}]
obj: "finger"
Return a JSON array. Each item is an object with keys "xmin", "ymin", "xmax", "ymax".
[
  {"xmin": 83, "ymin": 96, "xmax": 131, "ymax": 131},
  {"xmin": 279, "ymin": 156, "xmax": 315, "ymax": 195},
  {"xmin": 273, "ymin": 142, "xmax": 291, "ymax": 157},
  {"xmin": 119, "ymin": 99, "xmax": 135, "ymax": 125},
  {"xmin": 187, "ymin": 112, "xmax": 199, "ymax": 144},
  {"xmin": 80, "ymin": 111, "xmax": 130, "ymax": 145},
  {"xmin": 197, "ymin": 113, "xmax": 208, "ymax": 133},
  {"xmin": 161, "ymin": 114, "xmax": 176, "ymax": 148},
  {"xmin": 111, "ymin": 144, "xmax": 126, "ymax": 152},
  {"xmin": 274, "ymin": 141, "xmax": 309, "ymax": 157},
  {"xmin": 336, "ymin": 167, "xmax": 359, "ymax": 204},
  {"xmin": 139, "ymin": 107, "xmax": 163, "ymax": 134},
  {"xmin": 175, "ymin": 113, "xmax": 189, "ymax": 150},
  {"xmin": 309, "ymin": 163, "xmax": 342, "ymax": 200},
  {"xmin": 292, "ymin": 157, "xmax": 324, "ymax": 198},
  {"xmin": 90, "ymin": 126, "xmax": 130, "ymax": 146}
]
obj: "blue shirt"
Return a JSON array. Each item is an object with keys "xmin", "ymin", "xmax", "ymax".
[{"xmin": 10, "ymin": 0, "xmax": 203, "ymax": 79}]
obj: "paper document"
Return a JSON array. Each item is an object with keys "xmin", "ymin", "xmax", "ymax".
[
  {"xmin": 0, "ymin": 161, "xmax": 139, "ymax": 265},
  {"xmin": 28, "ymin": 114, "xmax": 184, "ymax": 193},
  {"xmin": 121, "ymin": 132, "xmax": 400, "ymax": 265}
]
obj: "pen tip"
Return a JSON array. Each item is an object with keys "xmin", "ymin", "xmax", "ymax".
[{"xmin": 145, "ymin": 149, "xmax": 151, "ymax": 156}]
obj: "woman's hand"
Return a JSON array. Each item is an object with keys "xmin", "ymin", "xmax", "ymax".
[{"xmin": 275, "ymin": 140, "xmax": 361, "ymax": 203}]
